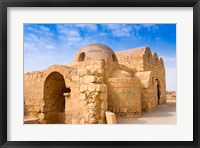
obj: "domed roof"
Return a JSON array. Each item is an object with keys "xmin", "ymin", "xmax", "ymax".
[{"xmin": 74, "ymin": 43, "xmax": 118, "ymax": 64}]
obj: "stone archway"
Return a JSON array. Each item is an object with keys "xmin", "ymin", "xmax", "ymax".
[
  {"xmin": 43, "ymin": 72, "xmax": 70, "ymax": 124},
  {"xmin": 156, "ymin": 79, "xmax": 161, "ymax": 105}
]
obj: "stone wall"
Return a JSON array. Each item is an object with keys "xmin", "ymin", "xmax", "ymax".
[
  {"xmin": 24, "ymin": 61, "xmax": 108, "ymax": 124},
  {"xmin": 107, "ymin": 78, "xmax": 141, "ymax": 118},
  {"xmin": 143, "ymin": 51, "xmax": 166, "ymax": 106},
  {"xmin": 116, "ymin": 55, "xmax": 144, "ymax": 72},
  {"xmin": 66, "ymin": 60, "xmax": 108, "ymax": 124},
  {"xmin": 24, "ymin": 71, "xmax": 45, "ymax": 118},
  {"xmin": 115, "ymin": 47, "xmax": 166, "ymax": 112}
]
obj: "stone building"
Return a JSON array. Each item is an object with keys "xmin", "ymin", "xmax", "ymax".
[{"xmin": 24, "ymin": 43, "xmax": 166, "ymax": 124}]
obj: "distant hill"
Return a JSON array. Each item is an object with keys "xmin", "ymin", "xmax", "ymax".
[{"xmin": 166, "ymin": 91, "xmax": 176, "ymax": 100}]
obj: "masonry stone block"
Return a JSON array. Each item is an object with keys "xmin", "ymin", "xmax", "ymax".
[{"xmin": 105, "ymin": 111, "xmax": 117, "ymax": 124}]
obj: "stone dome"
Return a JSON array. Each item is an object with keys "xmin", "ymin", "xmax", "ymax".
[{"xmin": 74, "ymin": 43, "xmax": 118, "ymax": 64}]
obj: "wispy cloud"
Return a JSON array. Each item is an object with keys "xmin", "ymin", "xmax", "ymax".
[
  {"xmin": 102, "ymin": 24, "xmax": 132, "ymax": 37},
  {"xmin": 24, "ymin": 24, "xmax": 176, "ymax": 91}
]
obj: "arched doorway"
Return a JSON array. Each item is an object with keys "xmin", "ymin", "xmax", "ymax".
[
  {"xmin": 156, "ymin": 79, "xmax": 161, "ymax": 105},
  {"xmin": 43, "ymin": 72, "xmax": 70, "ymax": 124}
]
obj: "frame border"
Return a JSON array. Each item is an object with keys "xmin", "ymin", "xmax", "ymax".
[{"xmin": 0, "ymin": 0, "xmax": 199, "ymax": 147}]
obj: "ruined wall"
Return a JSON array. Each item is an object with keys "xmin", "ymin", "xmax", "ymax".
[
  {"xmin": 67, "ymin": 60, "xmax": 108, "ymax": 124},
  {"xmin": 24, "ymin": 61, "xmax": 108, "ymax": 124},
  {"xmin": 24, "ymin": 71, "xmax": 45, "ymax": 118},
  {"xmin": 107, "ymin": 78, "xmax": 141, "ymax": 118}
]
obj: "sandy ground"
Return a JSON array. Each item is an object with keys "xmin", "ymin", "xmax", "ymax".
[{"xmin": 117, "ymin": 100, "xmax": 176, "ymax": 124}]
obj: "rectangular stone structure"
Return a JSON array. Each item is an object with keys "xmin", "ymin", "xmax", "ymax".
[{"xmin": 105, "ymin": 111, "xmax": 117, "ymax": 124}]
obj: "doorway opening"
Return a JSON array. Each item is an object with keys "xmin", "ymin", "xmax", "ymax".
[
  {"xmin": 156, "ymin": 79, "xmax": 161, "ymax": 105},
  {"xmin": 43, "ymin": 72, "xmax": 70, "ymax": 123}
]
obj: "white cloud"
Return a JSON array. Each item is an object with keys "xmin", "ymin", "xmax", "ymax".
[
  {"xmin": 141, "ymin": 24, "xmax": 159, "ymax": 31},
  {"xmin": 57, "ymin": 25, "xmax": 83, "ymax": 45},
  {"xmin": 75, "ymin": 24, "xmax": 98, "ymax": 31},
  {"xmin": 27, "ymin": 25, "xmax": 53, "ymax": 37},
  {"xmin": 103, "ymin": 24, "xmax": 132, "ymax": 37}
]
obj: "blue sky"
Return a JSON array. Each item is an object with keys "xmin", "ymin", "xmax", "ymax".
[{"xmin": 24, "ymin": 24, "xmax": 176, "ymax": 91}]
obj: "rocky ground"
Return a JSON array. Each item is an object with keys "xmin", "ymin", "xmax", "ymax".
[{"xmin": 117, "ymin": 100, "xmax": 176, "ymax": 124}]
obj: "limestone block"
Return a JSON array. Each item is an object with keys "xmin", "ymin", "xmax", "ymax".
[
  {"xmin": 77, "ymin": 69, "xmax": 88, "ymax": 76},
  {"xmin": 79, "ymin": 93, "xmax": 86, "ymax": 100},
  {"xmin": 105, "ymin": 111, "xmax": 117, "ymax": 124},
  {"xmin": 80, "ymin": 85, "xmax": 87, "ymax": 93},
  {"xmin": 72, "ymin": 118, "xmax": 79, "ymax": 124},
  {"xmin": 72, "ymin": 75, "xmax": 80, "ymax": 81},
  {"xmin": 101, "ymin": 92, "xmax": 107, "ymax": 101},
  {"xmin": 95, "ymin": 85, "xmax": 101, "ymax": 92},
  {"xmin": 100, "ymin": 110, "xmax": 106, "ymax": 118},
  {"xmin": 33, "ymin": 106, "xmax": 40, "ymax": 111},
  {"xmin": 24, "ymin": 117, "xmax": 39, "ymax": 124},
  {"xmin": 100, "ymin": 85, "xmax": 107, "ymax": 92},
  {"xmin": 89, "ymin": 69, "xmax": 97, "ymax": 75},
  {"xmin": 26, "ymin": 106, "xmax": 33, "ymax": 112},
  {"xmin": 70, "ymin": 82, "xmax": 79, "ymax": 88},
  {"xmin": 101, "ymin": 101, "xmax": 108, "ymax": 110},
  {"xmin": 88, "ymin": 83, "xmax": 96, "ymax": 92},
  {"xmin": 94, "ymin": 64, "xmax": 103, "ymax": 69},
  {"xmin": 70, "ymin": 70, "xmax": 77, "ymax": 75},
  {"xmin": 87, "ymin": 117, "xmax": 98, "ymax": 124},
  {"xmin": 39, "ymin": 120, "xmax": 47, "ymax": 124},
  {"xmin": 38, "ymin": 113, "xmax": 45, "ymax": 120},
  {"xmin": 25, "ymin": 100, "xmax": 29, "ymax": 105},
  {"xmin": 86, "ymin": 65, "xmax": 93, "ymax": 69},
  {"xmin": 97, "ymin": 69, "xmax": 104, "ymax": 75},
  {"xmin": 123, "ymin": 108, "xmax": 128, "ymax": 113},
  {"xmin": 96, "ymin": 77, "xmax": 103, "ymax": 83},
  {"xmin": 80, "ymin": 119, "xmax": 86, "ymax": 124},
  {"xmin": 82, "ymin": 76, "xmax": 96, "ymax": 83},
  {"xmin": 98, "ymin": 119, "xmax": 105, "ymax": 124}
]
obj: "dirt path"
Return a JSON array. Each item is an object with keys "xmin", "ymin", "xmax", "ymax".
[{"xmin": 117, "ymin": 100, "xmax": 176, "ymax": 124}]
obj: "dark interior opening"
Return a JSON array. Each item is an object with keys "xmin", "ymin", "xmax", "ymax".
[
  {"xmin": 78, "ymin": 52, "xmax": 86, "ymax": 61},
  {"xmin": 156, "ymin": 79, "xmax": 161, "ymax": 105}
]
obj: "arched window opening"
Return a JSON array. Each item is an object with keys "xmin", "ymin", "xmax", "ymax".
[
  {"xmin": 148, "ymin": 54, "xmax": 151, "ymax": 62},
  {"xmin": 43, "ymin": 72, "xmax": 67, "ymax": 123},
  {"xmin": 78, "ymin": 52, "xmax": 86, "ymax": 61},
  {"xmin": 155, "ymin": 59, "xmax": 158, "ymax": 66},
  {"xmin": 112, "ymin": 54, "xmax": 118, "ymax": 62},
  {"xmin": 156, "ymin": 79, "xmax": 161, "ymax": 105}
]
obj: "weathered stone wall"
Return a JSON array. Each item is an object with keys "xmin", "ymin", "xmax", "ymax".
[
  {"xmin": 143, "ymin": 52, "xmax": 166, "ymax": 106},
  {"xmin": 36, "ymin": 65, "xmax": 72, "ymax": 124},
  {"xmin": 115, "ymin": 47, "xmax": 166, "ymax": 112},
  {"xmin": 134, "ymin": 71, "xmax": 155, "ymax": 112},
  {"xmin": 24, "ymin": 71, "xmax": 45, "ymax": 118},
  {"xmin": 115, "ymin": 55, "xmax": 144, "ymax": 72},
  {"xmin": 66, "ymin": 60, "xmax": 108, "ymax": 124},
  {"xmin": 107, "ymin": 78, "xmax": 141, "ymax": 117}
]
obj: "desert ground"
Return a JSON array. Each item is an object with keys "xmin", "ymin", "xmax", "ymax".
[{"xmin": 117, "ymin": 99, "xmax": 176, "ymax": 124}]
